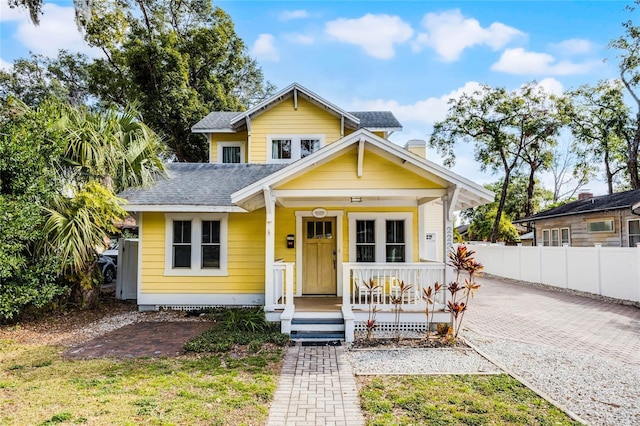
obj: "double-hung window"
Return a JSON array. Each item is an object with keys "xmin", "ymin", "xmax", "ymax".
[
  {"xmin": 172, "ymin": 220, "xmax": 192, "ymax": 267},
  {"xmin": 165, "ymin": 214, "xmax": 228, "ymax": 276},
  {"xmin": 629, "ymin": 219, "xmax": 640, "ymax": 247},
  {"xmin": 268, "ymin": 135, "xmax": 323, "ymax": 163},
  {"xmin": 349, "ymin": 213, "xmax": 412, "ymax": 263},
  {"xmin": 542, "ymin": 229, "xmax": 550, "ymax": 246},
  {"xmin": 386, "ymin": 220, "xmax": 406, "ymax": 262}
]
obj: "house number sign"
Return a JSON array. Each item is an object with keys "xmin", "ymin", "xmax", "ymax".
[{"xmin": 312, "ymin": 208, "xmax": 328, "ymax": 218}]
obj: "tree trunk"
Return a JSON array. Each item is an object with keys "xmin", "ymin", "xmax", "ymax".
[
  {"xmin": 69, "ymin": 262, "xmax": 101, "ymax": 309},
  {"xmin": 526, "ymin": 167, "xmax": 536, "ymax": 219},
  {"xmin": 491, "ymin": 171, "xmax": 511, "ymax": 243},
  {"xmin": 629, "ymin": 113, "xmax": 640, "ymax": 190}
]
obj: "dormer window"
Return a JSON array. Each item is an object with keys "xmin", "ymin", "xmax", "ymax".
[
  {"xmin": 268, "ymin": 135, "xmax": 324, "ymax": 163},
  {"xmin": 217, "ymin": 142, "xmax": 245, "ymax": 164}
]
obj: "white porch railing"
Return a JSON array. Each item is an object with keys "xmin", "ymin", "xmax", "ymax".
[
  {"xmin": 270, "ymin": 262, "xmax": 295, "ymax": 309},
  {"xmin": 342, "ymin": 262, "xmax": 447, "ymax": 311}
]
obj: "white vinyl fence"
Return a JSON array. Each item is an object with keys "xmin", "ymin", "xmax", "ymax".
[{"xmin": 468, "ymin": 244, "xmax": 640, "ymax": 303}]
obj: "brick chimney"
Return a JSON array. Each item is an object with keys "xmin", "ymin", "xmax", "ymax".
[
  {"xmin": 404, "ymin": 139, "xmax": 426, "ymax": 158},
  {"xmin": 578, "ymin": 191, "xmax": 593, "ymax": 200}
]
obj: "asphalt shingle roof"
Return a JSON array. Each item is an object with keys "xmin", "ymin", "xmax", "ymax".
[
  {"xmin": 350, "ymin": 111, "xmax": 402, "ymax": 129},
  {"xmin": 518, "ymin": 189, "xmax": 640, "ymax": 222},
  {"xmin": 191, "ymin": 111, "xmax": 243, "ymax": 132},
  {"xmin": 191, "ymin": 110, "xmax": 401, "ymax": 132},
  {"xmin": 119, "ymin": 163, "xmax": 287, "ymax": 206}
]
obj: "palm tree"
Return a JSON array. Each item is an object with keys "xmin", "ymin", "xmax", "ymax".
[{"xmin": 37, "ymin": 100, "xmax": 166, "ymax": 307}]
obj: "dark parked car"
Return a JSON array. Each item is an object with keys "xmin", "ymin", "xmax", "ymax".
[{"xmin": 98, "ymin": 255, "xmax": 117, "ymax": 284}]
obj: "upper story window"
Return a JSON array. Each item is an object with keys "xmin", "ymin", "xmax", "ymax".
[
  {"xmin": 217, "ymin": 142, "xmax": 245, "ymax": 164},
  {"xmin": 267, "ymin": 135, "xmax": 324, "ymax": 163}
]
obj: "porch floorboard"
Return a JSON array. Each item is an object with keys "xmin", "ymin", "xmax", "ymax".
[{"xmin": 293, "ymin": 297, "xmax": 342, "ymax": 312}]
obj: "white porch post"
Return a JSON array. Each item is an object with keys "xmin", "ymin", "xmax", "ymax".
[
  {"xmin": 264, "ymin": 187, "xmax": 276, "ymax": 310},
  {"xmin": 443, "ymin": 188, "xmax": 456, "ymax": 309}
]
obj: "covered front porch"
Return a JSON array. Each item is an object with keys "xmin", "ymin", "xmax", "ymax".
[{"xmin": 266, "ymin": 261, "xmax": 450, "ymax": 341}]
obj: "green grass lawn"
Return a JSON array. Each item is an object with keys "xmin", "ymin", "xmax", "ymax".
[
  {"xmin": 0, "ymin": 336, "xmax": 284, "ymax": 425},
  {"xmin": 358, "ymin": 375, "xmax": 582, "ymax": 425}
]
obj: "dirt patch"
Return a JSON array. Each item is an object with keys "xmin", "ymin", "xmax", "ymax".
[{"xmin": 64, "ymin": 321, "xmax": 214, "ymax": 358}]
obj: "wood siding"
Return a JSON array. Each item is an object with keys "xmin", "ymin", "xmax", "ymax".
[
  {"xmin": 534, "ymin": 209, "xmax": 638, "ymax": 247},
  {"xmin": 209, "ymin": 132, "xmax": 248, "ymax": 163},
  {"xmin": 250, "ymin": 97, "xmax": 343, "ymax": 163},
  {"xmin": 276, "ymin": 148, "xmax": 442, "ymax": 190},
  {"xmin": 140, "ymin": 211, "xmax": 266, "ymax": 294}
]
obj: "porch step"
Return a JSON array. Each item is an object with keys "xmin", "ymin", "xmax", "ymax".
[
  {"xmin": 290, "ymin": 316, "xmax": 345, "ymax": 341},
  {"xmin": 290, "ymin": 330, "xmax": 345, "ymax": 340}
]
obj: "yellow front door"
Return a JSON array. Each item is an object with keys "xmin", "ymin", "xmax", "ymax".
[{"xmin": 303, "ymin": 218, "xmax": 337, "ymax": 295}]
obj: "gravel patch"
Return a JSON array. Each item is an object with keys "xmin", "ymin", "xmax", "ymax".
[
  {"xmin": 464, "ymin": 329, "xmax": 640, "ymax": 426},
  {"xmin": 346, "ymin": 347, "xmax": 502, "ymax": 375}
]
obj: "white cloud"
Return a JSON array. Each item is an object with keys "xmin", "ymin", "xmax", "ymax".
[
  {"xmin": 7, "ymin": 3, "xmax": 100, "ymax": 58},
  {"xmin": 279, "ymin": 10, "xmax": 309, "ymax": 21},
  {"xmin": 552, "ymin": 38, "xmax": 593, "ymax": 55},
  {"xmin": 491, "ymin": 47, "xmax": 596, "ymax": 75},
  {"xmin": 283, "ymin": 33, "xmax": 314, "ymax": 45},
  {"xmin": 414, "ymin": 9, "xmax": 524, "ymax": 62},
  {"xmin": 0, "ymin": 57, "xmax": 13, "ymax": 70},
  {"xmin": 0, "ymin": 1, "xmax": 29, "ymax": 22},
  {"xmin": 325, "ymin": 14, "xmax": 413, "ymax": 60},
  {"xmin": 350, "ymin": 81, "xmax": 483, "ymax": 126},
  {"xmin": 251, "ymin": 34, "xmax": 279, "ymax": 62},
  {"xmin": 535, "ymin": 78, "xmax": 565, "ymax": 95}
]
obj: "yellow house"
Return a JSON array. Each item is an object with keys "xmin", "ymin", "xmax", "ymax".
[{"xmin": 119, "ymin": 83, "xmax": 493, "ymax": 341}]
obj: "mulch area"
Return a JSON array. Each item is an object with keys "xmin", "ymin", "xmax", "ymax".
[{"xmin": 64, "ymin": 321, "xmax": 214, "ymax": 359}]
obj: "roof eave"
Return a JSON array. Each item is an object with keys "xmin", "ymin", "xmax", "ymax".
[
  {"xmin": 191, "ymin": 128, "xmax": 236, "ymax": 134},
  {"xmin": 123, "ymin": 204, "xmax": 248, "ymax": 213}
]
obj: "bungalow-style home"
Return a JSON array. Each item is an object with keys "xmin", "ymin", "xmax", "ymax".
[
  {"xmin": 118, "ymin": 83, "xmax": 493, "ymax": 341},
  {"xmin": 516, "ymin": 190, "xmax": 640, "ymax": 247}
]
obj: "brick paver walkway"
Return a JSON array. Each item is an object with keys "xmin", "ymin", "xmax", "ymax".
[
  {"xmin": 64, "ymin": 321, "xmax": 212, "ymax": 358},
  {"xmin": 465, "ymin": 276, "xmax": 640, "ymax": 366},
  {"xmin": 267, "ymin": 344, "xmax": 365, "ymax": 426}
]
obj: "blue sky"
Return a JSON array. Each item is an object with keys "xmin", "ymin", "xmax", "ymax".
[{"xmin": 0, "ymin": 1, "xmax": 633, "ymax": 195}]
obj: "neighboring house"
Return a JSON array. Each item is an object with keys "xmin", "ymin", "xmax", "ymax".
[
  {"xmin": 516, "ymin": 190, "xmax": 640, "ymax": 247},
  {"xmin": 118, "ymin": 83, "xmax": 493, "ymax": 341}
]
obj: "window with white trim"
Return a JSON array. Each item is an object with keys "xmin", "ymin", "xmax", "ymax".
[
  {"xmin": 386, "ymin": 220, "xmax": 406, "ymax": 262},
  {"xmin": 629, "ymin": 219, "xmax": 640, "ymax": 247},
  {"xmin": 561, "ymin": 227, "xmax": 570, "ymax": 245},
  {"xmin": 217, "ymin": 142, "xmax": 245, "ymax": 164},
  {"xmin": 267, "ymin": 135, "xmax": 323, "ymax": 163},
  {"xmin": 587, "ymin": 220, "xmax": 614, "ymax": 233},
  {"xmin": 349, "ymin": 213, "xmax": 412, "ymax": 263},
  {"xmin": 542, "ymin": 229, "xmax": 550, "ymax": 246},
  {"xmin": 551, "ymin": 229, "xmax": 559, "ymax": 247},
  {"xmin": 165, "ymin": 213, "xmax": 228, "ymax": 276}
]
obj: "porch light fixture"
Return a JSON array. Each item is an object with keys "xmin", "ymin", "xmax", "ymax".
[{"xmin": 350, "ymin": 196, "xmax": 362, "ymax": 203}]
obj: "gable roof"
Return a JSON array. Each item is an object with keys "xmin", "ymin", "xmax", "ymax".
[
  {"xmin": 191, "ymin": 83, "xmax": 402, "ymax": 134},
  {"xmin": 119, "ymin": 163, "xmax": 286, "ymax": 212},
  {"xmin": 231, "ymin": 129, "xmax": 494, "ymax": 211},
  {"xmin": 516, "ymin": 189, "xmax": 640, "ymax": 223},
  {"xmin": 350, "ymin": 111, "xmax": 402, "ymax": 131}
]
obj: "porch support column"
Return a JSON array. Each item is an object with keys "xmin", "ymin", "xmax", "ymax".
[
  {"xmin": 264, "ymin": 186, "xmax": 276, "ymax": 310},
  {"xmin": 443, "ymin": 187, "xmax": 457, "ymax": 313}
]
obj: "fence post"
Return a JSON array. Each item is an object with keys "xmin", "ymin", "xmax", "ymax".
[
  {"xmin": 537, "ymin": 243, "xmax": 543, "ymax": 284},
  {"xmin": 595, "ymin": 244, "xmax": 602, "ymax": 296},
  {"xmin": 637, "ymin": 243, "xmax": 640, "ymax": 303},
  {"xmin": 563, "ymin": 243, "xmax": 569, "ymax": 289}
]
